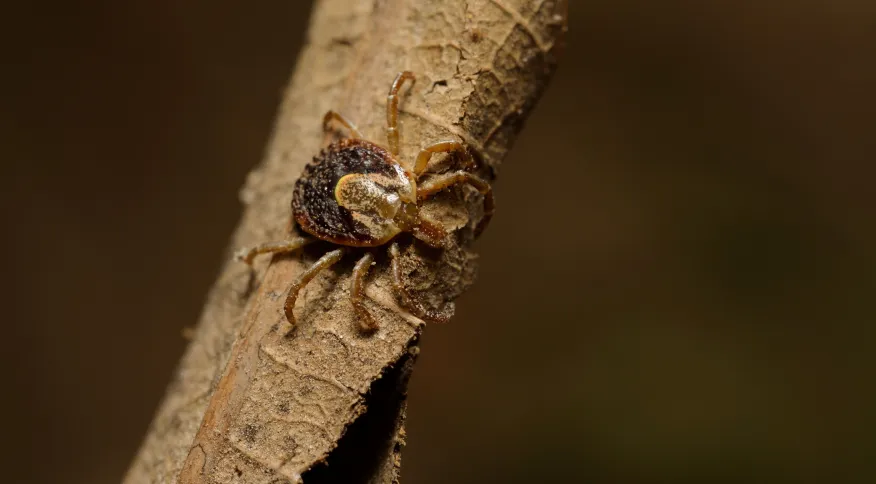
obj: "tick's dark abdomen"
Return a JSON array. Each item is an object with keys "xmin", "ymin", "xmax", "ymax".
[{"xmin": 293, "ymin": 138, "xmax": 398, "ymax": 246}]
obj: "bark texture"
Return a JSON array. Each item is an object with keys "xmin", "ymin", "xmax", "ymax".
[{"xmin": 124, "ymin": 1, "xmax": 566, "ymax": 482}]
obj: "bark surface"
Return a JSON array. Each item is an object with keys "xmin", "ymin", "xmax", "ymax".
[{"xmin": 124, "ymin": 1, "xmax": 566, "ymax": 482}]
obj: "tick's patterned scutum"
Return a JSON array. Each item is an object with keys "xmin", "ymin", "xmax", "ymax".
[{"xmin": 293, "ymin": 138, "xmax": 407, "ymax": 246}]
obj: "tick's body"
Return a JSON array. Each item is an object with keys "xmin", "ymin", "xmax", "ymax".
[
  {"xmin": 236, "ymin": 72, "xmax": 493, "ymax": 331},
  {"xmin": 293, "ymin": 138, "xmax": 416, "ymax": 247}
]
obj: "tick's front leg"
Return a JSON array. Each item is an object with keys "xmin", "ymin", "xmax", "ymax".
[
  {"xmin": 412, "ymin": 140, "xmax": 474, "ymax": 176},
  {"xmin": 417, "ymin": 171, "xmax": 495, "ymax": 237}
]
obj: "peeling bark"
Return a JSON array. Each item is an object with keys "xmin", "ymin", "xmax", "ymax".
[{"xmin": 124, "ymin": 1, "xmax": 566, "ymax": 482}]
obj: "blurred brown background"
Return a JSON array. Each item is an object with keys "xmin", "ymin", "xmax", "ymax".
[{"xmin": 3, "ymin": 1, "xmax": 874, "ymax": 483}]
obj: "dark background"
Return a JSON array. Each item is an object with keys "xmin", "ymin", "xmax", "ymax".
[{"xmin": 3, "ymin": 1, "xmax": 874, "ymax": 483}]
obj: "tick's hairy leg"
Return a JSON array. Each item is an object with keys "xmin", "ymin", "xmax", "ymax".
[
  {"xmin": 412, "ymin": 140, "xmax": 473, "ymax": 177},
  {"xmin": 350, "ymin": 252, "xmax": 377, "ymax": 331},
  {"xmin": 234, "ymin": 237, "xmax": 313, "ymax": 265},
  {"xmin": 417, "ymin": 171, "xmax": 495, "ymax": 237},
  {"xmin": 386, "ymin": 71, "xmax": 415, "ymax": 156},
  {"xmin": 323, "ymin": 110, "xmax": 364, "ymax": 139},
  {"xmin": 284, "ymin": 248, "xmax": 346, "ymax": 326},
  {"xmin": 411, "ymin": 218, "xmax": 449, "ymax": 249}
]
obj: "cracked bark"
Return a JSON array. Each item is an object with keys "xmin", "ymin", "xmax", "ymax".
[{"xmin": 124, "ymin": 1, "xmax": 566, "ymax": 482}]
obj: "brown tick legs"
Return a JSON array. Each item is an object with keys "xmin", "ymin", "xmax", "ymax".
[
  {"xmin": 234, "ymin": 236, "xmax": 313, "ymax": 265},
  {"xmin": 323, "ymin": 110, "xmax": 363, "ymax": 139},
  {"xmin": 386, "ymin": 71, "xmax": 415, "ymax": 155},
  {"xmin": 417, "ymin": 171, "xmax": 495, "ymax": 237},
  {"xmin": 388, "ymin": 242, "xmax": 449, "ymax": 323},
  {"xmin": 350, "ymin": 252, "xmax": 378, "ymax": 331},
  {"xmin": 284, "ymin": 248, "xmax": 345, "ymax": 325},
  {"xmin": 413, "ymin": 140, "xmax": 473, "ymax": 176},
  {"xmin": 411, "ymin": 218, "xmax": 450, "ymax": 248}
]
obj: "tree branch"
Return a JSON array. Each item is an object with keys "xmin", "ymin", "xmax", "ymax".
[{"xmin": 124, "ymin": 1, "xmax": 566, "ymax": 482}]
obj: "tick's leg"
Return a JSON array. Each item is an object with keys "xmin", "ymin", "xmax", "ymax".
[
  {"xmin": 417, "ymin": 170, "xmax": 491, "ymax": 200},
  {"xmin": 284, "ymin": 248, "xmax": 345, "ymax": 326},
  {"xmin": 234, "ymin": 236, "xmax": 313, "ymax": 265},
  {"xmin": 412, "ymin": 140, "xmax": 473, "ymax": 177},
  {"xmin": 412, "ymin": 218, "xmax": 449, "ymax": 248},
  {"xmin": 386, "ymin": 71, "xmax": 415, "ymax": 155},
  {"xmin": 323, "ymin": 110, "xmax": 363, "ymax": 139},
  {"xmin": 417, "ymin": 170, "xmax": 495, "ymax": 236},
  {"xmin": 350, "ymin": 252, "xmax": 377, "ymax": 331},
  {"xmin": 388, "ymin": 242, "xmax": 449, "ymax": 323}
]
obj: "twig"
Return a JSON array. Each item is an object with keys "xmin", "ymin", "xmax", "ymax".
[{"xmin": 124, "ymin": 1, "xmax": 566, "ymax": 482}]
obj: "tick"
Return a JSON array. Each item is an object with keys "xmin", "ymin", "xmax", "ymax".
[{"xmin": 235, "ymin": 71, "xmax": 494, "ymax": 331}]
